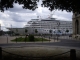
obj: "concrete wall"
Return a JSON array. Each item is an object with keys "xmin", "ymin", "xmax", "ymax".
[
  {"xmin": 7, "ymin": 28, "xmax": 25, "ymax": 35},
  {"xmin": 72, "ymin": 12, "xmax": 80, "ymax": 39}
]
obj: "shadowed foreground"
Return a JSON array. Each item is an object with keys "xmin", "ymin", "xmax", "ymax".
[{"xmin": 1, "ymin": 47, "xmax": 80, "ymax": 60}]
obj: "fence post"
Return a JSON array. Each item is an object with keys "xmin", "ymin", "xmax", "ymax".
[
  {"xmin": 0, "ymin": 47, "xmax": 2, "ymax": 60},
  {"xmin": 70, "ymin": 49, "xmax": 76, "ymax": 60},
  {"xmin": 7, "ymin": 36, "xmax": 8, "ymax": 43},
  {"xmin": 25, "ymin": 37, "xmax": 26, "ymax": 43},
  {"xmin": 42, "ymin": 37, "xmax": 43, "ymax": 43},
  {"xmin": 16, "ymin": 37, "xmax": 17, "ymax": 43}
]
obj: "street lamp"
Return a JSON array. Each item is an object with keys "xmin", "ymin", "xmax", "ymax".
[
  {"xmin": 57, "ymin": 21, "xmax": 60, "ymax": 40},
  {"xmin": 11, "ymin": 24, "xmax": 12, "ymax": 36},
  {"xmin": 49, "ymin": 24, "xmax": 52, "ymax": 37}
]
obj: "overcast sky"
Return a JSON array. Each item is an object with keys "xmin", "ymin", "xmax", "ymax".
[{"xmin": 0, "ymin": 1, "xmax": 72, "ymax": 31}]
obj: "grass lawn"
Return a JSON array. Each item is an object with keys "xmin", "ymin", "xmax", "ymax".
[{"xmin": 11, "ymin": 37, "xmax": 50, "ymax": 42}]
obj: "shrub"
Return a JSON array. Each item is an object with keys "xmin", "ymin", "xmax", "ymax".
[{"xmin": 28, "ymin": 35, "xmax": 34, "ymax": 41}]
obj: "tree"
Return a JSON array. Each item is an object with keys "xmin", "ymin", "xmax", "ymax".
[
  {"xmin": 41, "ymin": 0, "xmax": 80, "ymax": 13},
  {"xmin": 25, "ymin": 29, "xmax": 28, "ymax": 35},
  {"xmin": 35, "ymin": 29, "xmax": 38, "ymax": 34},
  {"xmin": 49, "ymin": 29, "xmax": 52, "ymax": 36},
  {"xmin": 66, "ymin": 29, "xmax": 69, "ymax": 34},
  {"xmin": 0, "ymin": 0, "xmax": 39, "ymax": 12},
  {"xmin": 0, "ymin": 0, "xmax": 80, "ymax": 13},
  {"xmin": 49, "ymin": 30, "xmax": 52, "ymax": 34},
  {"xmin": 58, "ymin": 30, "xmax": 61, "ymax": 33}
]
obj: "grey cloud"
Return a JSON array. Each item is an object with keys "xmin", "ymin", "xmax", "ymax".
[
  {"xmin": 54, "ymin": 10, "xmax": 72, "ymax": 20},
  {"xmin": 10, "ymin": 13, "xmax": 37, "ymax": 22},
  {"xmin": 1, "ymin": 26, "xmax": 9, "ymax": 31},
  {"xmin": 11, "ymin": 22, "xmax": 26, "ymax": 28},
  {"xmin": 8, "ymin": 3, "xmax": 36, "ymax": 13},
  {"xmin": 3, "ymin": 11, "xmax": 36, "ymax": 22},
  {"xmin": 0, "ymin": 12, "xmax": 12, "ymax": 21}
]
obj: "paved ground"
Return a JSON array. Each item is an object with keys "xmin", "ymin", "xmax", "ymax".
[
  {"xmin": 1, "ymin": 36, "xmax": 80, "ymax": 60},
  {"xmin": 2, "ymin": 46, "xmax": 71, "ymax": 57},
  {"xmin": 0, "ymin": 36, "xmax": 20, "ymax": 44},
  {"xmin": 0, "ymin": 36, "xmax": 60, "ymax": 44},
  {"xmin": 3, "ymin": 46, "xmax": 80, "ymax": 60},
  {"xmin": 0, "ymin": 35, "xmax": 80, "ymax": 49}
]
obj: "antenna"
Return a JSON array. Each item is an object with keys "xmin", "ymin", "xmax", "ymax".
[
  {"xmin": 50, "ymin": 10, "xmax": 56, "ymax": 18},
  {"xmin": 37, "ymin": 16, "xmax": 39, "ymax": 18},
  {"xmin": 37, "ymin": 15, "xmax": 42, "ymax": 20},
  {"xmin": 40, "ymin": 16, "xmax": 42, "ymax": 20}
]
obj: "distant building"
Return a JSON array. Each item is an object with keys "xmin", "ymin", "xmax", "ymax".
[
  {"xmin": 0, "ymin": 30, "xmax": 3, "ymax": 36},
  {"xmin": 7, "ymin": 28, "xmax": 25, "ymax": 35},
  {"xmin": 7, "ymin": 17, "xmax": 72, "ymax": 35}
]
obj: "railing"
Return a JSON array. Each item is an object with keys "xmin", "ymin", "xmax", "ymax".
[
  {"xmin": 0, "ymin": 47, "xmax": 76, "ymax": 60},
  {"xmin": 0, "ymin": 35, "xmax": 79, "ymax": 44}
]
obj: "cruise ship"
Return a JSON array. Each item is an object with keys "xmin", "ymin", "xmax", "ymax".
[
  {"xmin": 24, "ymin": 17, "xmax": 72, "ymax": 35},
  {"xmin": 7, "ymin": 17, "xmax": 72, "ymax": 35}
]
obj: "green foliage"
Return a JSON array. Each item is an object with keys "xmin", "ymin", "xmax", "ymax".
[
  {"xmin": 25, "ymin": 29, "xmax": 28, "ymax": 33},
  {"xmin": 0, "ymin": 0, "xmax": 39, "ymax": 12},
  {"xmin": 11, "ymin": 36, "xmax": 49, "ymax": 42},
  {"xmin": 49, "ymin": 30, "xmax": 52, "ymax": 33},
  {"xmin": 42, "ymin": 0, "xmax": 80, "ymax": 13},
  {"xmin": 66, "ymin": 30, "xmax": 69, "ymax": 33},
  {"xmin": 28, "ymin": 35, "xmax": 34, "ymax": 41},
  {"xmin": 35, "ymin": 29, "xmax": 38, "ymax": 33},
  {"xmin": 12, "ymin": 37, "xmax": 28, "ymax": 42},
  {"xmin": 24, "ymin": 37, "xmax": 27, "ymax": 41},
  {"xmin": 0, "ymin": 0, "xmax": 80, "ymax": 13},
  {"xmin": 34, "ymin": 38, "xmax": 50, "ymax": 41}
]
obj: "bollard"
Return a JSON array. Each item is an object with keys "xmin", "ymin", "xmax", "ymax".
[
  {"xmin": 70, "ymin": 49, "xmax": 76, "ymax": 60},
  {"xmin": 0, "ymin": 47, "xmax": 2, "ymax": 60},
  {"xmin": 49, "ymin": 37, "xmax": 50, "ymax": 42}
]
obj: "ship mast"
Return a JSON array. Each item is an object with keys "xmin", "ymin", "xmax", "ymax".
[
  {"xmin": 49, "ymin": 10, "xmax": 56, "ymax": 18},
  {"xmin": 0, "ymin": 24, "xmax": 1, "ymax": 31}
]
